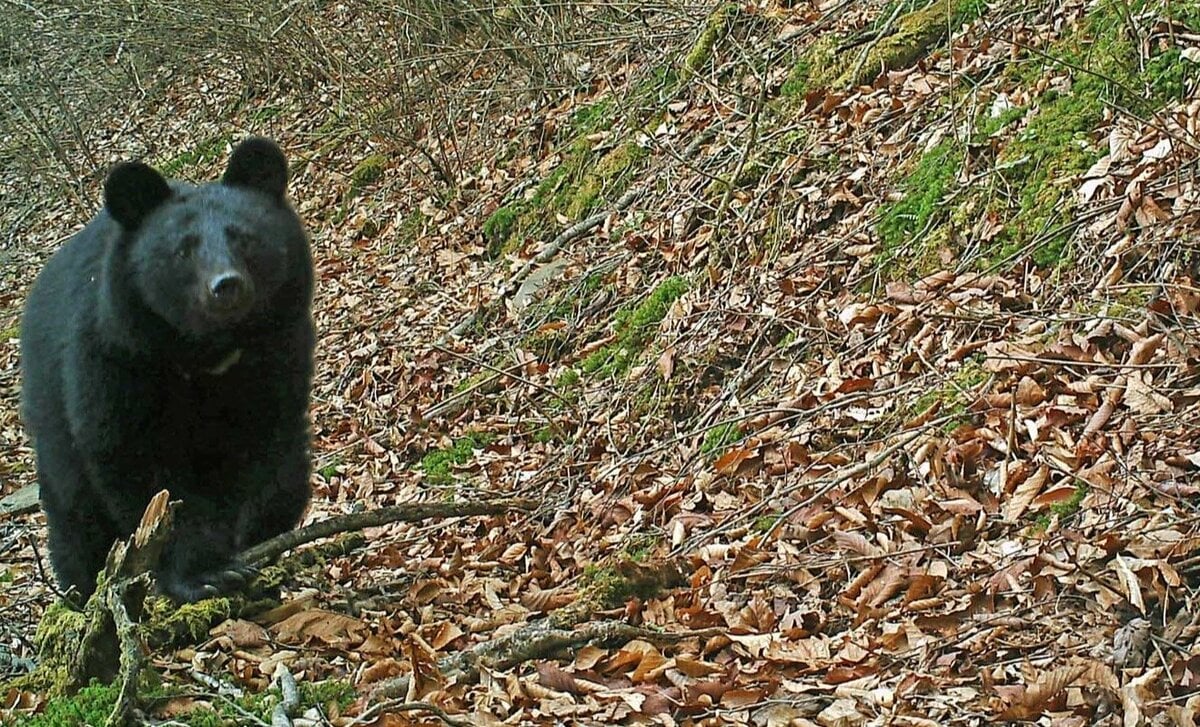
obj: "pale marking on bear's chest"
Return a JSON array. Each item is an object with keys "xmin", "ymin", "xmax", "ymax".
[
  {"xmin": 205, "ymin": 348, "xmax": 243, "ymax": 375},
  {"xmin": 179, "ymin": 348, "xmax": 243, "ymax": 380}
]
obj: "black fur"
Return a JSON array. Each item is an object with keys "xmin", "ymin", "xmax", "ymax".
[{"xmin": 20, "ymin": 137, "xmax": 315, "ymax": 603}]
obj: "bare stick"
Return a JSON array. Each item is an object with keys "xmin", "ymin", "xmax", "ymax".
[
  {"xmin": 270, "ymin": 665, "xmax": 300, "ymax": 727},
  {"xmin": 240, "ymin": 497, "xmax": 537, "ymax": 565}
]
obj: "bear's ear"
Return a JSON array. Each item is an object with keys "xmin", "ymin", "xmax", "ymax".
[
  {"xmin": 104, "ymin": 162, "xmax": 172, "ymax": 229},
  {"xmin": 223, "ymin": 137, "xmax": 288, "ymax": 199}
]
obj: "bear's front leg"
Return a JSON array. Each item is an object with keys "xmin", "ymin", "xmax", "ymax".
[
  {"xmin": 80, "ymin": 450, "xmax": 238, "ymax": 602},
  {"xmin": 158, "ymin": 497, "xmax": 258, "ymax": 602},
  {"xmin": 234, "ymin": 434, "xmax": 312, "ymax": 554},
  {"xmin": 156, "ymin": 446, "xmax": 309, "ymax": 602},
  {"xmin": 34, "ymin": 431, "xmax": 126, "ymax": 603}
]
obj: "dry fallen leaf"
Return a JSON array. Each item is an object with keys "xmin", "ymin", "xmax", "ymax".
[{"xmin": 273, "ymin": 610, "xmax": 371, "ymax": 650}]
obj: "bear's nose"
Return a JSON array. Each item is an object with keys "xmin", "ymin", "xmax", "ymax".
[{"xmin": 208, "ymin": 272, "xmax": 247, "ymax": 308}]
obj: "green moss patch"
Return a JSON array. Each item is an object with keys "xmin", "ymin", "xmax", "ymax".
[
  {"xmin": 876, "ymin": 139, "xmax": 960, "ymax": 272},
  {"xmin": 566, "ymin": 141, "xmax": 648, "ymax": 218},
  {"xmin": 909, "ymin": 358, "xmax": 987, "ymax": 433},
  {"xmin": 870, "ymin": 103, "xmax": 1020, "ymax": 278},
  {"xmin": 143, "ymin": 595, "xmax": 236, "ymax": 648},
  {"xmin": 752, "ymin": 513, "xmax": 783, "ymax": 533},
  {"xmin": 630, "ymin": 66, "xmax": 683, "ymax": 112},
  {"xmin": 481, "ymin": 136, "xmax": 599, "ymax": 258},
  {"xmin": 871, "ymin": 100, "xmax": 1021, "ymax": 277},
  {"xmin": 995, "ymin": 85, "xmax": 1112, "ymax": 263},
  {"xmin": 12, "ymin": 681, "xmax": 121, "ymax": 726},
  {"xmin": 874, "ymin": 0, "xmax": 1195, "ymax": 274},
  {"xmin": 9, "ymin": 601, "xmax": 87, "ymax": 695},
  {"xmin": 684, "ymin": 3, "xmax": 739, "ymax": 75},
  {"xmin": 482, "ymin": 205, "xmax": 520, "ymax": 257},
  {"xmin": 581, "ymin": 276, "xmax": 688, "ymax": 378},
  {"xmin": 987, "ymin": 0, "xmax": 1186, "ymax": 267},
  {"xmin": 623, "ymin": 533, "xmax": 660, "ymax": 562},
  {"xmin": 14, "ymin": 677, "xmax": 357, "ymax": 727},
  {"xmin": 701, "ymin": 422, "xmax": 744, "ymax": 458},
  {"xmin": 556, "ymin": 368, "xmax": 581, "ymax": 390},
  {"xmin": 782, "ymin": 0, "xmax": 987, "ymax": 97},
  {"xmin": 549, "ymin": 368, "xmax": 582, "ymax": 409},
  {"xmin": 580, "ymin": 564, "xmax": 662, "ymax": 607},
  {"xmin": 568, "ymin": 98, "xmax": 617, "ymax": 137},
  {"xmin": 480, "ymin": 93, "xmax": 663, "ymax": 258},
  {"xmin": 1051, "ymin": 483, "xmax": 1088, "ymax": 518},
  {"xmin": 317, "ymin": 454, "xmax": 343, "ymax": 480},
  {"xmin": 421, "ymin": 432, "xmax": 494, "ymax": 486},
  {"xmin": 973, "ymin": 104, "xmax": 1026, "ymax": 141},
  {"xmin": 841, "ymin": 0, "xmax": 986, "ymax": 88},
  {"xmin": 349, "ymin": 153, "xmax": 387, "ymax": 194},
  {"xmin": 1033, "ymin": 483, "xmax": 1089, "ymax": 531},
  {"xmin": 782, "ymin": 0, "xmax": 987, "ymax": 98},
  {"xmin": 781, "ymin": 36, "xmax": 838, "ymax": 98}
]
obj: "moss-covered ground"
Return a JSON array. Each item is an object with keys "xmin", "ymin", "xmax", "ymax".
[
  {"xmin": 13, "ymin": 678, "xmax": 356, "ymax": 727},
  {"xmin": 420, "ymin": 432, "xmax": 496, "ymax": 486},
  {"xmin": 581, "ymin": 276, "xmax": 689, "ymax": 378},
  {"xmin": 868, "ymin": 0, "xmax": 1198, "ymax": 277}
]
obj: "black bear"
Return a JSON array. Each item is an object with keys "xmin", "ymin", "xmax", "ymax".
[{"xmin": 19, "ymin": 137, "xmax": 315, "ymax": 603}]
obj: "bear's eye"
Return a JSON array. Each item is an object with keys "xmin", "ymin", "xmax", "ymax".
[
  {"xmin": 227, "ymin": 227, "xmax": 257, "ymax": 250},
  {"xmin": 176, "ymin": 234, "xmax": 200, "ymax": 259}
]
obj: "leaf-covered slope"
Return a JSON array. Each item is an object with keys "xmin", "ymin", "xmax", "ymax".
[{"xmin": 5, "ymin": 0, "xmax": 1200, "ymax": 723}]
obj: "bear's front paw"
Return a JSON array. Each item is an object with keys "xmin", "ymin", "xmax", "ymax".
[{"xmin": 159, "ymin": 560, "xmax": 260, "ymax": 603}]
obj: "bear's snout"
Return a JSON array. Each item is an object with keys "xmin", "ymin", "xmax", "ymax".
[{"xmin": 206, "ymin": 271, "xmax": 255, "ymax": 318}]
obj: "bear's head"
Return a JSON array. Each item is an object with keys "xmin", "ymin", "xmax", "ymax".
[{"xmin": 103, "ymin": 137, "xmax": 306, "ymax": 340}]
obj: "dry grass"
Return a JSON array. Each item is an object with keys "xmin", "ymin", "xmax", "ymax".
[{"xmin": 0, "ymin": 1, "xmax": 696, "ymax": 223}]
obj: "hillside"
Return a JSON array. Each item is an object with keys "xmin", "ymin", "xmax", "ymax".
[{"xmin": 4, "ymin": 0, "xmax": 1200, "ymax": 723}]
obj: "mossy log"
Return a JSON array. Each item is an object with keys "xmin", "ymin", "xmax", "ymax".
[{"xmin": 836, "ymin": 0, "xmax": 984, "ymax": 89}]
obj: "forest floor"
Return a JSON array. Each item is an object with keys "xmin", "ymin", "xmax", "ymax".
[{"xmin": 5, "ymin": 0, "xmax": 1200, "ymax": 724}]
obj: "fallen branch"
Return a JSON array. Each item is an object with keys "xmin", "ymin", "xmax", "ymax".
[
  {"xmin": 367, "ymin": 557, "xmax": 688, "ymax": 703},
  {"xmin": 26, "ymin": 494, "xmax": 537, "ymax": 702},
  {"xmin": 443, "ymin": 187, "xmax": 642, "ymax": 342},
  {"xmin": 369, "ymin": 620, "xmax": 722, "ymax": 702},
  {"xmin": 241, "ymin": 497, "xmax": 538, "ymax": 565}
]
